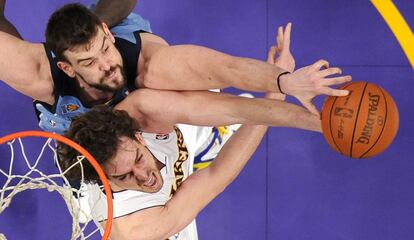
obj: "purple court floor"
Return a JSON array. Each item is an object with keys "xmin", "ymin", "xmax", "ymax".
[{"xmin": 0, "ymin": 0, "xmax": 413, "ymax": 239}]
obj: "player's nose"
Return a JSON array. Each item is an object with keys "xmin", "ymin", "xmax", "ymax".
[
  {"xmin": 98, "ymin": 57, "xmax": 111, "ymax": 71},
  {"xmin": 132, "ymin": 167, "xmax": 150, "ymax": 183}
]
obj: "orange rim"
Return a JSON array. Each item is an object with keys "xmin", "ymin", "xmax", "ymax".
[{"xmin": 0, "ymin": 130, "xmax": 113, "ymax": 240}]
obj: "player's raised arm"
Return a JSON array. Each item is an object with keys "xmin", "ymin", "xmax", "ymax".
[
  {"xmin": 0, "ymin": 31, "xmax": 53, "ymax": 103},
  {"xmin": 116, "ymin": 88, "xmax": 322, "ymax": 133},
  {"xmin": 107, "ymin": 121, "xmax": 268, "ymax": 240},
  {"xmin": 138, "ymin": 23, "xmax": 351, "ymax": 115}
]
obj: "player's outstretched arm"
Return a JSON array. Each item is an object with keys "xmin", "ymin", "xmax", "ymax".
[
  {"xmin": 0, "ymin": 32, "xmax": 53, "ymax": 103},
  {"xmin": 139, "ymin": 42, "xmax": 287, "ymax": 92},
  {"xmin": 116, "ymin": 88, "xmax": 322, "ymax": 133},
  {"xmin": 139, "ymin": 23, "xmax": 351, "ymax": 115},
  {"xmin": 106, "ymin": 121, "xmax": 268, "ymax": 240},
  {"xmin": 143, "ymin": 45, "xmax": 352, "ymax": 99},
  {"xmin": 94, "ymin": 0, "xmax": 137, "ymax": 28}
]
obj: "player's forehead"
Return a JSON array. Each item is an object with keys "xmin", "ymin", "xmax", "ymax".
[
  {"xmin": 64, "ymin": 28, "xmax": 107, "ymax": 59},
  {"xmin": 105, "ymin": 137, "xmax": 138, "ymax": 174}
]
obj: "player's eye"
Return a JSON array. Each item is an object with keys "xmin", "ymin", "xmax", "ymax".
[
  {"xmin": 84, "ymin": 60, "xmax": 95, "ymax": 67},
  {"xmin": 118, "ymin": 173, "xmax": 130, "ymax": 181},
  {"xmin": 136, "ymin": 154, "xmax": 143, "ymax": 163}
]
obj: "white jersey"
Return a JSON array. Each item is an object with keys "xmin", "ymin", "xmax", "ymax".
[{"xmin": 81, "ymin": 125, "xmax": 212, "ymax": 240}]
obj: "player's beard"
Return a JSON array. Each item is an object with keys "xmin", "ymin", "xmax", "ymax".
[{"xmin": 77, "ymin": 64, "xmax": 127, "ymax": 93}]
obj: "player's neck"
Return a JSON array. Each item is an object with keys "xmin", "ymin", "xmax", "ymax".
[{"xmin": 77, "ymin": 85, "xmax": 114, "ymax": 106}]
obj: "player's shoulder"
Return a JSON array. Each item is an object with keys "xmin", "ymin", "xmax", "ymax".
[
  {"xmin": 139, "ymin": 32, "xmax": 168, "ymax": 46},
  {"xmin": 113, "ymin": 30, "xmax": 141, "ymax": 45}
]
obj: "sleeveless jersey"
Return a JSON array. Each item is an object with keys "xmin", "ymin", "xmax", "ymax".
[
  {"xmin": 80, "ymin": 124, "xmax": 208, "ymax": 240},
  {"xmin": 35, "ymin": 29, "xmax": 144, "ymax": 117}
]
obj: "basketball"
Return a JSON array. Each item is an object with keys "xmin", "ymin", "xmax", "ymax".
[{"xmin": 321, "ymin": 82, "xmax": 399, "ymax": 158}]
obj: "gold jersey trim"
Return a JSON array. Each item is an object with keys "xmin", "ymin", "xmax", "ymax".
[{"xmin": 169, "ymin": 127, "xmax": 189, "ymax": 197}]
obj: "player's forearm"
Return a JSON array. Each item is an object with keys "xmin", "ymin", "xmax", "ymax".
[
  {"xmin": 94, "ymin": 0, "xmax": 137, "ymax": 28},
  {"xmin": 236, "ymin": 97, "xmax": 322, "ymax": 132},
  {"xmin": 142, "ymin": 44, "xmax": 287, "ymax": 92},
  {"xmin": 161, "ymin": 124, "xmax": 269, "ymax": 238},
  {"xmin": 178, "ymin": 91, "xmax": 322, "ymax": 132},
  {"xmin": 118, "ymin": 89, "xmax": 321, "ymax": 133}
]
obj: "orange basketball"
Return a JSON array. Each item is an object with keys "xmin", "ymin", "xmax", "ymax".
[{"xmin": 321, "ymin": 82, "xmax": 399, "ymax": 158}]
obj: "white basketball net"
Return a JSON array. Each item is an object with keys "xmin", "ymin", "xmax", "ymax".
[{"xmin": 0, "ymin": 137, "xmax": 106, "ymax": 239}]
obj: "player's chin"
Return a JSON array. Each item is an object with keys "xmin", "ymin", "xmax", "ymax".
[
  {"xmin": 106, "ymin": 76, "xmax": 121, "ymax": 87},
  {"xmin": 148, "ymin": 174, "xmax": 163, "ymax": 193},
  {"xmin": 100, "ymin": 80, "xmax": 123, "ymax": 92},
  {"xmin": 112, "ymin": 76, "xmax": 126, "ymax": 89}
]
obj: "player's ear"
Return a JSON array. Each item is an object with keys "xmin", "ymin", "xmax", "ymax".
[
  {"xmin": 101, "ymin": 22, "xmax": 115, "ymax": 43},
  {"xmin": 57, "ymin": 61, "xmax": 76, "ymax": 78},
  {"xmin": 134, "ymin": 132, "xmax": 146, "ymax": 146}
]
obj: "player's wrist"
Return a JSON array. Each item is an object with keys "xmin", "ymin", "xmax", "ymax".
[{"xmin": 276, "ymin": 71, "xmax": 291, "ymax": 95}]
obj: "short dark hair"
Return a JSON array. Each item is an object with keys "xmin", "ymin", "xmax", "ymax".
[
  {"xmin": 57, "ymin": 106, "xmax": 141, "ymax": 183},
  {"xmin": 46, "ymin": 3, "xmax": 102, "ymax": 61}
]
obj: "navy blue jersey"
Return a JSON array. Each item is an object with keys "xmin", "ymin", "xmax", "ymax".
[{"xmin": 34, "ymin": 30, "xmax": 144, "ymax": 118}]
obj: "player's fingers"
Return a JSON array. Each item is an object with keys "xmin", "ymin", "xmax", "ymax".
[
  {"xmin": 283, "ymin": 22, "xmax": 292, "ymax": 50},
  {"xmin": 322, "ymin": 75, "xmax": 352, "ymax": 86},
  {"xmin": 312, "ymin": 59, "xmax": 329, "ymax": 70},
  {"xmin": 320, "ymin": 87, "xmax": 350, "ymax": 97},
  {"xmin": 318, "ymin": 67, "xmax": 342, "ymax": 77},
  {"xmin": 278, "ymin": 26, "xmax": 284, "ymax": 46},
  {"xmin": 267, "ymin": 46, "xmax": 277, "ymax": 64},
  {"xmin": 301, "ymin": 100, "xmax": 320, "ymax": 116}
]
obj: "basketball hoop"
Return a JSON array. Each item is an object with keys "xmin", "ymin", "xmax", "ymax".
[{"xmin": 0, "ymin": 131, "xmax": 113, "ymax": 239}]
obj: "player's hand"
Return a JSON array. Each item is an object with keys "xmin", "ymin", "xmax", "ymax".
[
  {"xmin": 268, "ymin": 22, "xmax": 295, "ymax": 73},
  {"xmin": 279, "ymin": 60, "xmax": 351, "ymax": 115},
  {"xmin": 267, "ymin": 22, "xmax": 295, "ymax": 101}
]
